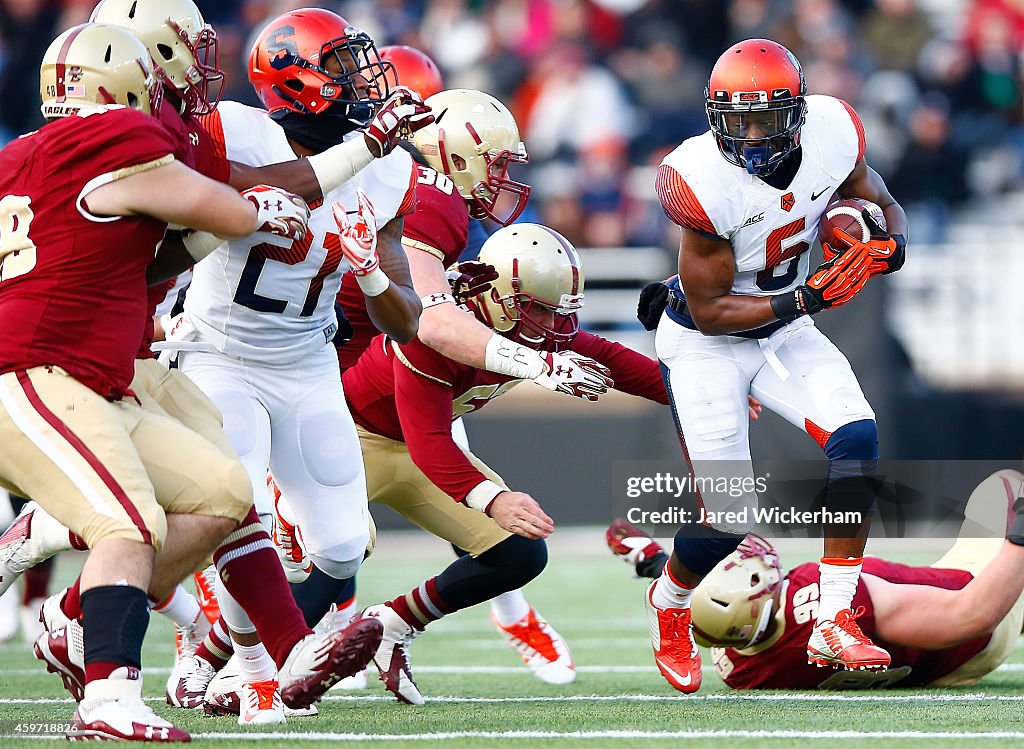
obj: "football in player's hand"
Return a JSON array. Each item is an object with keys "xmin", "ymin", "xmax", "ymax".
[{"xmin": 818, "ymin": 198, "xmax": 887, "ymax": 261}]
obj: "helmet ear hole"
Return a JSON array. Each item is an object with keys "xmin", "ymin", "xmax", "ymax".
[
  {"xmin": 451, "ymin": 154, "xmax": 467, "ymax": 170},
  {"xmin": 157, "ymin": 43, "xmax": 174, "ymax": 62},
  {"xmin": 127, "ymin": 93, "xmax": 138, "ymax": 109},
  {"xmin": 283, "ymin": 79, "xmax": 304, "ymax": 92}
]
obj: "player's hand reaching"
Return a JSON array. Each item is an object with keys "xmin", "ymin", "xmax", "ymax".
[
  {"xmin": 488, "ymin": 491, "xmax": 554, "ymax": 540},
  {"xmin": 447, "ymin": 261, "xmax": 499, "ymax": 305},
  {"xmin": 333, "ymin": 189, "xmax": 379, "ymax": 276},
  {"xmin": 242, "ymin": 184, "xmax": 310, "ymax": 241},
  {"xmin": 534, "ymin": 350, "xmax": 614, "ymax": 401},
  {"xmin": 825, "ymin": 208, "xmax": 906, "ymax": 277},
  {"xmin": 363, "ymin": 86, "xmax": 434, "ymax": 158}
]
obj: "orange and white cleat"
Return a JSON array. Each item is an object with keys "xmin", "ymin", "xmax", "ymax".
[
  {"xmin": 491, "ymin": 607, "xmax": 575, "ymax": 684},
  {"xmin": 268, "ymin": 476, "xmax": 313, "ymax": 584},
  {"xmin": 645, "ymin": 580, "xmax": 701, "ymax": 693},
  {"xmin": 807, "ymin": 607, "xmax": 891, "ymax": 671},
  {"xmin": 237, "ymin": 680, "xmax": 286, "ymax": 726},
  {"xmin": 192, "ymin": 566, "xmax": 220, "ymax": 625}
]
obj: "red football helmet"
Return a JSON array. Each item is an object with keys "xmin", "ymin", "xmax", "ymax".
[
  {"xmin": 249, "ymin": 8, "xmax": 390, "ymax": 125},
  {"xmin": 380, "ymin": 45, "xmax": 443, "ymax": 100},
  {"xmin": 705, "ymin": 39, "xmax": 807, "ymax": 176}
]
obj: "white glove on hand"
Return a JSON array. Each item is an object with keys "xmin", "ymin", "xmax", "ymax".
[
  {"xmin": 533, "ymin": 350, "xmax": 614, "ymax": 401},
  {"xmin": 333, "ymin": 189, "xmax": 379, "ymax": 275},
  {"xmin": 363, "ymin": 86, "xmax": 434, "ymax": 157},
  {"xmin": 241, "ymin": 184, "xmax": 310, "ymax": 241}
]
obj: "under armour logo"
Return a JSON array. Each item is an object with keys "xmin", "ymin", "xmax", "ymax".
[
  {"xmin": 263, "ymin": 199, "xmax": 283, "ymax": 211},
  {"xmin": 429, "ymin": 294, "xmax": 447, "ymax": 302},
  {"xmin": 189, "ymin": 132, "xmax": 200, "ymax": 146},
  {"xmin": 145, "ymin": 726, "xmax": 169, "ymax": 740},
  {"xmin": 554, "ymin": 365, "xmax": 573, "ymax": 377}
]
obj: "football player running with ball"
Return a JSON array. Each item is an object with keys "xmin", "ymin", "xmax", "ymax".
[{"xmin": 649, "ymin": 39, "xmax": 908, "ymax": 691}]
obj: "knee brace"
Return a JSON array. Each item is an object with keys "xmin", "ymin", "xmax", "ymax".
[
  {"xmin": 823, "ymin": 419, "xmax": 879, "ymax": 516},
  {"xmin": 309, "ymin": 550, "xmax": 363, "ymax": 581},
  {"xmin": 672, "ymin": 524, "xmax": 745, "ymax": 577}
]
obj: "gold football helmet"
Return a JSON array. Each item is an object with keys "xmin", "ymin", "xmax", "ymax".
[
  {"xmin": 91, "ymin": 0, "xmax": 223, "ymax": 114},
  {"xmin": 691, "ymin": 534, "xmax": 783, "ymax": 648},
  {"xmin": 467, "ymin": 223, "xmax": 584, "ymax": 350},
  {"xmin": 40, "ymin": 23, "xmax": 161, "ymax": 119},
  {"xmin": 412, "ymin": 89, "xmax": 530, "ymax": 226}
]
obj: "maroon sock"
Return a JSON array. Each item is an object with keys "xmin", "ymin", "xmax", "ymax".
[
  {"xmin": 69, "ymin": 531, "xmax": 88, "ymax": 551},
  {"xmin": 62, "ymin": 578, "xmax": 83, "ymax": 621},
  {"xmin": 213, "ymin": 507, "xmax": 311, "ymax": 667},
  {"xmin": 21, "ymin": 558, "xmax": 54, "ymax": 605},
  {"xmin": 388, "ymin": 577, "xmax": 454, "ymax": 631},
  {"xmin": 195, "ymin": 616, "xmax": 233, "ymax": 670}
]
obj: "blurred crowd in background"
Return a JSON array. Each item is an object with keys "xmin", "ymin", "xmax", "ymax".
[{"xmin": 1, "ymin": 0, "xmax": 1022, "ymax": 250}]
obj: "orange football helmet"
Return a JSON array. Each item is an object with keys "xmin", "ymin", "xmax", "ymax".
[
  {"xmin": 249, "ymin": 7, "xmax": 390, "ymax": 126},
  {"xmin": 705, "ymin": 39, "xmax": 807, "ymax": 176},
  {"xmin": 380, "ymin": 45, "xmax": 443, "ymax": 100}
]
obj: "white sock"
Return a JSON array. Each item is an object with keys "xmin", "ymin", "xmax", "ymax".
[
  {"xmin": 336, "ymin": 596, "xmax": 359, "ymax": 626},
  {"xmin": 651, "ymin": 563, "xmax": 694, "ymax": 610},
  {"xmin": 83, "ymin": 665, "xmax": 143, "ymax": 702},
  {"xmin": 152, "ymin": 585, "xmax": 201, "ymax": 628},
  {"xmin": 816, "ymin": 558, "xmax": 862, "ymax": 623},
  {"xmin": 490, "ymin": 589, "xmax": 530, "ymax": 627},
  {"xmin": 235, "ymin": 641, "xmax": 277, "ymax": 684}
]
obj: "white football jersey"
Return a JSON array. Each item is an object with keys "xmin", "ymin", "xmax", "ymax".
[
  {"xmin": 185, "ymin": 101, "xmax": 414, "ymax": 363},
  {"xmin": 657, "ymin": 95, "xmax": 864, "ymax": 297}
]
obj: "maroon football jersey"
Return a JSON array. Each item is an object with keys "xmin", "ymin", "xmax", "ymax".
[
  {"xmin": 336, "ymin": 164, "xmax": 469, "ymax": 370},
  {"xmin": 343, "ymin": 326, "xmax": 666, "ymax": 502},
  {"xmin": 137, "ymin": 100, "xmax": 231, "ymax": 360},
  {"xmin": 0, "ymin": 107, "xmax": 177, "ymax": 399},
  {"xmin": 714, "ymin": 557, "xmax": 989, "ymax": 689}
]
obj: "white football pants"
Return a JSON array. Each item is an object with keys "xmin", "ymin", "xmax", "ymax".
[
  {"xmin": 179, "ymin": 345, "xmax": 369, "ymax": 579},
  {"xmin": 655, "ymin": 315, "xmax": 875, "ymax": 534}
]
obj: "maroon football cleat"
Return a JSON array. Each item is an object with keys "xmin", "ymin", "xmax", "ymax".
[
  {"xmin": 278, "ymin": 616, "xmax": 383, "ymax": 709},
  {"xmin": 34, "ymin": 622, "xmax": 85, "ymax": 701},
  {"xmin": 67, "ymin": 697, "xmax": 190, "ymax": 742}
]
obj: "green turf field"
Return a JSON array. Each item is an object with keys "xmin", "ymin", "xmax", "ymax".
[{"xmin": 0, "ymin": 531, "xmax": 1020, "ymax": 747}]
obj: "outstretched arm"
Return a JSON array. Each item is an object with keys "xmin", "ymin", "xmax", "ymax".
[{"xmin": 866, "ymin": 541, "xmax": 1024, "ymax": 649}]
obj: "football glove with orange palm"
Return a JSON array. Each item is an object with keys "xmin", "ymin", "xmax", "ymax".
[
  {"xmin": 771, "ymin": 243, "xmax": 872, "ymax": 318},
  {"xmin": 823, "ymin": 208, "xmax": 906, "ymax": 277}
]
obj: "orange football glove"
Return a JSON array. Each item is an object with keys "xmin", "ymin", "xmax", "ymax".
[
  {"xmin": 827, "ymin": 209, "xmax": 906, "ymax": 276},
  {"xmin": 771, "ymin": 243, "xmax": 871, "ymax": 318}
]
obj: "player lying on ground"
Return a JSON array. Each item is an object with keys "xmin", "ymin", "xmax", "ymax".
[
  {"xmin": 648, "ymin": 37, "xmax": 909, "ymax": 691},
  {"xmin": 607, "ymin": 470, "xmax": 1024, "ymax": 689}
]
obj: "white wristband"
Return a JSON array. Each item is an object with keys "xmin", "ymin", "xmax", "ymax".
[
  {"xmin": 484, "ymin": 334, "xmax": 547, "ymax": 380},
  {"xmin": 355, "ymin": 267, "xmax": 391, "ymax": 297},
  {"xmin": 465, "ymin": 480, "xmax": 504, "ymax": 514},
  {"xmin": 420, "ymin": 292, "xmax": 456, "ymax": 309},
  {"xmin": 182, "ymin": 230, "xmax": 224, "ymax": 261},
  {"xmin": 306, "ymin": 137, "xmax": 375, "ymax": 194}
]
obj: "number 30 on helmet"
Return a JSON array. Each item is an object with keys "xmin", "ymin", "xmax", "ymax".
[{"xmin": 705, "ymin": 39, "xmax": 807, "ymax": 177}]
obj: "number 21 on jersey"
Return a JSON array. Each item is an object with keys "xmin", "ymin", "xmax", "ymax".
[{"xmin": 0, "ymin": 195, "xmax": 37, "ymax": 282}]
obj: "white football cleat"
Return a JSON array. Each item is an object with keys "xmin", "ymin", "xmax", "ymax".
[
  {"xmin": 807, "ymin": 607, "xmax": 891, "ymax": 671},
  {"xmin": 39, "ymin": 589, "xmax": 72, "ymax": 633},
  {"xmin": 203, "ymin": 654, "xmax": 242, "ymax": 716},
  {"xmin": 237, "ymin": 680, "xmax": 286, "ymax": 726},
  {"xmin": 34, "ymin": 620, "xmax": 86, "ymax": 701},
  {"xmin": 269, "ymin": 476, "xmax": 312, "ymax": 584},
  {"xmin": 67, "ymin": 696, "xmax": 189, "ymax": 742},
  {"xmin": 360, "ymin": 604, "xmax": 424, "ymax": 705},
  {"xmin": 166, "ymin": 653, "xmax": 218, "ymax": 709},
  {"xmin": 278, "ymin": 616, "xmax": 383, "ymax": 709},
  {"xmin": 491, "ymin": 606, "xmax": 576, "ymax": 685},
  {"xmin": 645, "ymin": 580, "xmax": 701, "ymax": 693},
  {"xmin": 173, "ymin": 610, "xmax": 211, "ymax": 665},
  {"xmin": 0, "ymin": 502, "xmax": 74, "ymax": 598}
]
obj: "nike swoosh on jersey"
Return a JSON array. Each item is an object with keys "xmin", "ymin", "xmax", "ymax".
[{"xmin": 811, "ymin": 187, "xmax": 830, "ymax": 200}]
